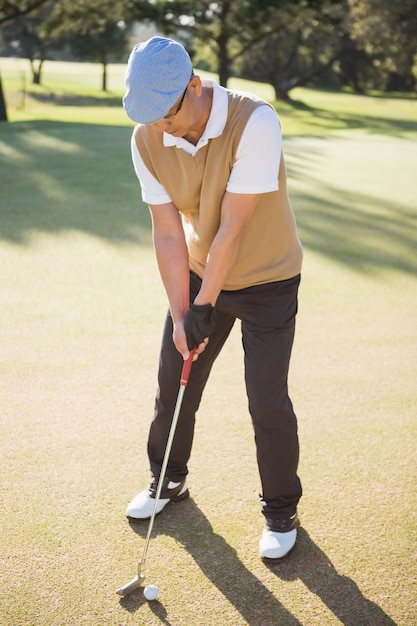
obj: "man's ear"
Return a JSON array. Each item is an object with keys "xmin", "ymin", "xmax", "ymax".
[{"xmin": 190, "ymin": 74, "xmax": 203, "ymax": 97}]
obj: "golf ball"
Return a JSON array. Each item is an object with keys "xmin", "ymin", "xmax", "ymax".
[{"xmin": 143, "ymin": 584, "xmax": 159, "ymax": 601}]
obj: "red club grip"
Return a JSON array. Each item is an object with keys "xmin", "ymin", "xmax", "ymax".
[{"xmin": 180, "ymin": 350, "xmax": 194, "ymax": 386}]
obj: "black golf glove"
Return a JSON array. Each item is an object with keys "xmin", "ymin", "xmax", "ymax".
[{"xmin": 183, "ymin": 303, "xmax": 217, "ymax": 350}]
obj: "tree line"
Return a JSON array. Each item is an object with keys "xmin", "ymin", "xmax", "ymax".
[{"xmin": 1, "ymin": 0, "xmax": 416, "ymax": 121}]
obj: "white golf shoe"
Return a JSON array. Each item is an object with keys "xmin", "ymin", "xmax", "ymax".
[
  {"xmin": 259, "ymin": 514, "xmax": 300, "ymax": 561},
  {"xmin": 126, "ymin": 477, "xmax": 189, "ymax": 521}
]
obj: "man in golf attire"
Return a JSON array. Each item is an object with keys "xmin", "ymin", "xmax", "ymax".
[{"xmin": 123, "ymin": 36, "xmax": 303, "ymax": 561}]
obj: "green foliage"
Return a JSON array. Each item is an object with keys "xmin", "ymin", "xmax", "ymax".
[
  {"xmin": 144, "ymin": 0, "xmax": 417, "ymax": 97},
  {"xmin": 0, "ymin": 0, "xmax": 138, "ymax": 88},
  {"xmin": 45, "ymin": 0, "xmax": 157, "ymax": 90},
  {"xmin": 235, "ymin": 1, "xmax": 347, "ymax": 100},
  {"xmin": 0, "ymin": 0, "xmax": 58, "ymax": 83},
  {"xmin": 348, "ymin": 0, "xmax": 417, "ymax": 91},
  {"xmin": 50, "ymin": 0, "xmax": 130, "ymax": 79},
  {"xmin": 150, "ymin": 0, "xmax": 309, "ymax": 85},
  {"xmin": 1, "ymin": 0, "xmax": 416, "ymax": 123},
  {"xmin": 48, "ymin": 0, "xmax": 133, "ymax": 61},
  {"xmin": 0, "ymin": 0, "xmax": 50, "ymax": 24}
]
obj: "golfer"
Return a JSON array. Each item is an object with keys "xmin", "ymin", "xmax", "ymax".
[{"xmin": 122, "ymin": 36, "xmax": 303, "ymax": 561}]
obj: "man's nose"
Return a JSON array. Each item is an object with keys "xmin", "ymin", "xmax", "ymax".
[{"xmin": 154, "ymin": 119, "xmax": 171, "ymax": 132}]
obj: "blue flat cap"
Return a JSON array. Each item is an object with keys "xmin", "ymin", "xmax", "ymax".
[{"xmin": 123, "ymin": 36, "xmax": 193, "ymax": 124}]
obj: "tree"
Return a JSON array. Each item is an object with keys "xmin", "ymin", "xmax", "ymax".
[
  {"xmin": 145, "ymin": 0, "xmax": 286, "ymax": 86},
  {"xmin": 0, "ymin": 0, "xmax": 50, "ymax": 24},
  {"xmin": 136, "ymin": 0, "xmax": 416, "ymax": 98},
  {"xmin": 238, "ymin": 1, "xmax": 347, "ymax": 100},
  {"xmin": 49, "ymin": 0, "xmax": 135, "ymax": 91},
  {"xmin": 0, "ymin": 0, "xmax": 51, "ymax": 121},
  {"xmin": 1, "ymin": 0, "xmax": 59, "ymax": 85},
  {"xmin": 143, "ymin": 0, "xmax": 347, "ymax": 98},
  {"xmin": 347, "ymin": 0, "xmax": 417, "ymax": 92}
]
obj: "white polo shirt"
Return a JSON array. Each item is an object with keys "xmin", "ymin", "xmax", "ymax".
[{"xmin": 131, "ymin": 79, "xmax": 282, "ymax": 205}]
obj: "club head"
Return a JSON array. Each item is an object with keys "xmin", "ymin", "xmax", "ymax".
[{"xmin": 115, "ymin": 573, "xmax": 145, "ymax": 597}]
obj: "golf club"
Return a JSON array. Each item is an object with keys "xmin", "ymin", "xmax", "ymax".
[{"xmin": 116, "ymin": 350, "xmax": 194, "ymax": 598}]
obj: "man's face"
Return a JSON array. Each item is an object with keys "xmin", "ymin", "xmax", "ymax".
[{"xmin": 152, "ymin": 76, "xmax": 202, "ymax": 138}]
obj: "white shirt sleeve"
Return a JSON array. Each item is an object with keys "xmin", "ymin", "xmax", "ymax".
[
  {"xmin": 131, "ymin": 133, "xmax": 172, "ymax": 205},
  {"xmin": 130, "ymin": 103, "xmax": 282, "ymax": 204},
  {"xmin": 226, "ymin": 105, "xmax": 282, "ymax": 194}
]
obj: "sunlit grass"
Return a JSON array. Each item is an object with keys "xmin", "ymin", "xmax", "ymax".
[
  {"xmin": 1, "ymin": 56, "xmax": 416, "ymax": 626},
  {"xmin": 2, "ymin": 57, "xmax": 417, "ymax": 136}
]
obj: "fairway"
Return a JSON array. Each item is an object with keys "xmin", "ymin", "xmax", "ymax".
[{"xmin": 1, "ymin": 59, "xmax": 416, "ymax": 626}]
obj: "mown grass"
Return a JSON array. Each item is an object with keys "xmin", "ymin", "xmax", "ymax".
[
  {"xmin": 1, "ymin": 58, "xmax": 416, "ymax": 626},
  {"xmin": 2, "ymin": 57, "xmax": 417, "ymax": 135}
]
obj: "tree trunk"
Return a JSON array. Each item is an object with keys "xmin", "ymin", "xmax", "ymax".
[
  {"xmin": 274, "ymin": 84, "xmax": 291, "ymax": 101},
  {"xmin": 216, "ymin": 1, "xmax": 231, "ymax": 87},
  {"xmin": 102, "ymin": 62, "xmax": 107, "ymax": 92},
  {"xmin": 30, "ymin": 59, "xmax": 44, "ymax": 85},
  {"xmin": 0, "ymin": 72, "xmax": 8, "ymax": 122},
  {"xmin": 217, "ymin": 36, "xmax": 230, "ymax": 87}
]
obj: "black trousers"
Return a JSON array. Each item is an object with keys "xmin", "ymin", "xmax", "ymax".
[{"xmin": 148, "ymin": 271, "xmax": 302, "ymax": 520}]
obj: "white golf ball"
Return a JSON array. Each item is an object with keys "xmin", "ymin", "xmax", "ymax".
[{"xmin": 143, "ymin": 584, "xmax": 159, "ymax": 601}]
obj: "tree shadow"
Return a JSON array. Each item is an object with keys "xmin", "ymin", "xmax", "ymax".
[
  {"xmin": 29, "ymin": 91, "xmax": 123, "ymax": 107},
  {"xmin": 1, "ymin": 120, "xmax": 415, "ymax": 278},
  {"xmin": 294, "ymin": 187, "xmax": 417, "ymax": 275},
  {"xmin": 0, "ymin": 120, "xmax": 152, "ymax": 246},
  {"xmin": 119, "ymin": 501, "xmax": 397, "ymax": 625},
  {"xmin": 284, "ymin": 139, "xmax": 417, "ymax": 275},
  {"xmin": 277, "ymin": 96, "xmax": 417, "ymax": 137}
]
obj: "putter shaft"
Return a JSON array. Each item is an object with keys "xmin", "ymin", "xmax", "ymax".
[{"xmin": 116, "ymin": 352, "xmax": 194, "ymax": 597}]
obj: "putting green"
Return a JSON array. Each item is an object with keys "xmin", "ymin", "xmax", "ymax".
[{"xmin": 0, "ymin": 66, "xmax": 416, "ymax": 623}]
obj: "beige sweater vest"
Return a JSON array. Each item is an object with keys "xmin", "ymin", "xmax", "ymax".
[{"xmin": 134, "ymin": 91, "xmax": 302, "ymax": 290}]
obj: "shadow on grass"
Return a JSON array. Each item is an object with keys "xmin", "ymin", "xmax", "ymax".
[
  {"xmin": 284, "ymin": 139, "xmax": 417, "ymax": 276},
  {"xmin": 120, "ymin": 501, "xmax": 397, "ymax": 625},
  {"xmin": 26, "ymin": 87, "xmax": 417, "ymax": 135},
  {"xmin": 266, "ymin": 528, "xmax": 398, "ymax": 626},
  {"xmin": 29, "ymin": 91, "xmax": 123, "ymax": 107},
  {"xmin": 1, "ymin": 120, "xmax": 416, "ymax": 277},
  {"xmin": 277, "ymin": 96, "xmax": 417, "ymax": 138},
  {"xmin": 0, "ymin": 120, "xmax": 152, "ymax": 246},
  {"xmin": 121, "ymin": 499, "xmax": 302, "ymax": 625}
]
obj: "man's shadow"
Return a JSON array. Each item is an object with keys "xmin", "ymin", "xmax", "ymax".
[
  {"xmin": 119, "ymin": 499, "xmax": 397, "ymax": 626},
  {"xmin": 265, "ymin": 527, "xmax": 398, "ymax": 626}
]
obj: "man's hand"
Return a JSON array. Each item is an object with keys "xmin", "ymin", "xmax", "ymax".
[
  {"xmin": 172, "ymin": 321, "xmax": 208, "ymax": 361},
  {"xmin": 183, "ymin": 303, "xmax": 217, "ymax": 350}
]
